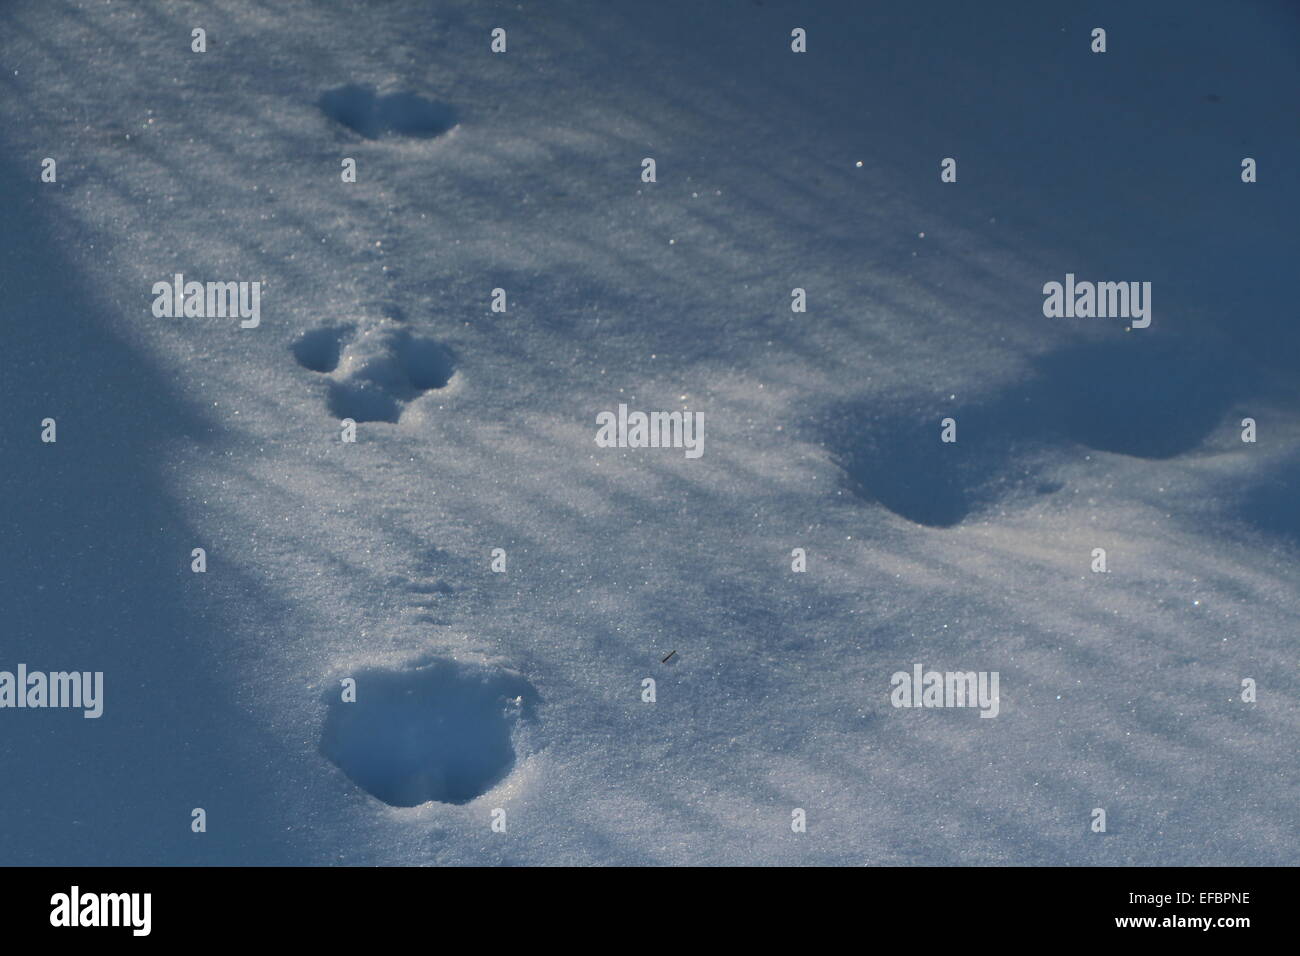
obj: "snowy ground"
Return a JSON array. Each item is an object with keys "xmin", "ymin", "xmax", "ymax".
[{"xmin": 2, "ymin": 0, "xmax": 1297, "ymax": 865}]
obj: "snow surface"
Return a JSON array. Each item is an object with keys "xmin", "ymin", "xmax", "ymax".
[{"xmin": 1, "ymin": 0, "xmax": 1297, "ymax": 865}]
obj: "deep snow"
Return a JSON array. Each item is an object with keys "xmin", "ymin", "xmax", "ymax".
[{"xmin": 1, "ymin": 0, "xmax": 1297, "ymax": 865}]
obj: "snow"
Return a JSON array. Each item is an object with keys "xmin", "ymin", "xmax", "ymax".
[{"xmin": 1, "ymin": 0, "xmax": 1296, "ymax": 865}]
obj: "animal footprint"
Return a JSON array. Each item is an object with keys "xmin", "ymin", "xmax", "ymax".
[
  {"xmin": 826, "ymin": 338, "xmax": 1236, "ymax": 527},
  {"xmin": 1234, "ymin": 450, "xmax": 1300, "ymax": 547},
  {"xmin": 320, "ymin": 84, "xmax": 457, "ymax": 140},
  {"xmin": 320, "ymin": 659, "xmax": 534, "ymax": 807},
  {"xmin": 293, "ymin": 320, "xmax": 456, "ymax": 423},
  {"xmin": 291, "ymin": 324, "xmax": 352, "ymax": 373}
]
